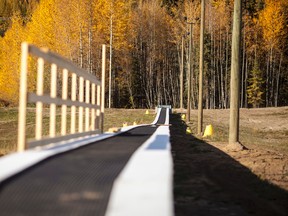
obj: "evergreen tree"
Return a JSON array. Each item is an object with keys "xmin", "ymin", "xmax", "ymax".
[{"xmin": 247, "ymin": 60, "xmax": 264, "ymax": 108}]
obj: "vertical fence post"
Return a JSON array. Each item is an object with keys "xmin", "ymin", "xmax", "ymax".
[
  {"xmin": 79, "ymin": 77, "xmax": 84, "ymax": 132},
  {"xmin": 61, "ymin": 69, "xmax": 68, "ymax": 135},
  {"xmin": 96, "ymin": 85, "xmax": 101, "ymax": 129},
  {"xmin": 18, "ymin": 43, "xmax": 104, "ymax": 150},
  {"xmin": 35, "ymin": 57, "xmax": 44, "ymax": 140},
  {"xmin": 85, "ymin": 80, "xmax": 90, "ymax": 131},
  {"xmin": 91, "ymin": 84, "xmax": 96, "ymax": 130},
  {"xmin": 17, "ymin": 42, "xmax": 29, "ymax": 152},
  {"xmin": 101, "ymin": 45, "xmax": 106, "ymax": 133},
  {"xmin": 71, "ymin": 73, "xmax": 77, "ymax": 133},
  {"xmin": 50, "ymin": 64, "xmax": 57, "ymax": 137}
]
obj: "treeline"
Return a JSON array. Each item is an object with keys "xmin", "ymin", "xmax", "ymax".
[{"xmin": 0, "ymin": 0, "xmax": 287, "ymax": 108}]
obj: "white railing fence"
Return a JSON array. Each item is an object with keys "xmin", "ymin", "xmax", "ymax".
[{"xmin": 17, "ymin": 43, "xmax": 106, "ymax": 151}]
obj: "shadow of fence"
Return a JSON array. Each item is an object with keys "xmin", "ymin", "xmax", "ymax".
[{"xmin": 170, "ymin": 114, "xmax": 288, "ymax": 216}]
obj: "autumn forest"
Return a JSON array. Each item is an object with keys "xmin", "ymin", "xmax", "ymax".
[{"xmin": 0, "ymin": 0, "xmax": 287, "ymax": 109}]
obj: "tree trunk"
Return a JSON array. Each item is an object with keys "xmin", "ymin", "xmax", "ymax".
[
  {"xmin": 244, "ymin": 58, "xmax": 248, "ymax": 108},
  {"xmin": 219, "ymin": 28, "xmax": 225, "ymax": 108},
  {"xmin": 265, "ymin": 52, "xmax": 270, "ymax": 107},
  {"xmin": 191, "ymin": 25, "xmax": 195, "ymax": 109},
  {"xmin": 210, "ymin": 26, "xmax": 214, "ymax": 109},
  {"xmin": 79, "ymin": 26, "xmax": 83, "ymax": 68},
  {"xmin": 88, "ymin": 19, "xmax": 92, "ymax": 74},
  {"xmin": 270, "ymin": 47, "xmax": 274, "ymax": 107},
  {"xmin": 275, "ymin": 54, "xmax": 282, "ymax": 107},
  {"xmin": 225, "ymin": 27, "xmax": 230, "ymax": 108},
  {"xmin": 213, "ymin": 29, "xmax": 216, "ymax": 109}
]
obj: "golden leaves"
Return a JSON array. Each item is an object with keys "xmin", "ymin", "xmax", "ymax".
[
  {"xmin": 258, "ymin": 0, "xmax": 287, "ymax": 49},
  {"xmin": 0, "ymin": 14, "xmax": 24, "ymax": 104}
]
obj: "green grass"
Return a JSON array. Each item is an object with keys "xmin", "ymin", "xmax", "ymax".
[{"xmin": 0, "ymin": 108, "xmax": 155, "ymax": 156}]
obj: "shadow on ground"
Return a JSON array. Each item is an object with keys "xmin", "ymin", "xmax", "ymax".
[{"xmin": 170, "ymin": 114, "xmax": 288, "ymax": 216}]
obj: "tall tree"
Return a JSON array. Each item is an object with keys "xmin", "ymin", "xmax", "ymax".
[
  {"xmin": 259, "ymin": 0, "xmax": 287, "ymax": 107},
  {"xmin": 247, "ymin": 60, "xmax": 264, "ymax": 108},
  {"xmin": 0, "ymin": 0, "xmax": 288, "ymax": 108},
  {"xmin": 0, "ymin": 14, "xmax": 27, "ymax": 104}
]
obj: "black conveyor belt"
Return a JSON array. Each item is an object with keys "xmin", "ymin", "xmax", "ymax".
[
  {"xmin": 0, "ymin": 108, "xmax": 167, "ymax": 216},
  {"xmin": 156, "ymin": 107, "xmax": 167, "ymax": 124}
]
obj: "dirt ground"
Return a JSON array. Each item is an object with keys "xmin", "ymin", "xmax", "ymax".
[
  {"xmin": 170, "ymin": 109, "xmax": 288, "ymax": 216},
  {"xmin": 186, "ymin": 107, "xmax": 288, "ymax": 190}
]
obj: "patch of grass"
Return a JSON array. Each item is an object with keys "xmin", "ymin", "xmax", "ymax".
[
  {"xmin": 104, "ymin": 108, "xmax": 155, "ymax": 131},
  {"xmin": 0, "ymin": 108, "xmax": 155, "ymax": 156},
  {"xmin": 183, "ymin": 108, "xmax": 288, "ymax": 155}
]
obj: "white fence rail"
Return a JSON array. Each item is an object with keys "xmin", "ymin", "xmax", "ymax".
[{"xmin": 17, "ymin": 43, "xmax": 106, "ymax": 151}]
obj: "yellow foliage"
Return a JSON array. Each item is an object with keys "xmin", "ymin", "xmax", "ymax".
[
  {"xmin": 26, "ymin": 0, "xmax": 56, "ymax": 48},
  {"xmin": 0, "ymin": 14, "xmax": 25, "ymax": 104},
  {"xmin": 259, "ymin": 0, "xmax": 286, "ymax": 49},
  {"xmin": 0, "ymin": 0, "xmax": 58, "ymax": 104},
  {"xmin": 93, "ymin": 0, "xmax": 130, "ymax": 50},
  {"xmin": 0, "ymin": 0, "xmax": 133, "ymax": 104}
]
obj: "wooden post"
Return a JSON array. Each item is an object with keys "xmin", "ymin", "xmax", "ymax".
[
  {"xmin": 186, "ymin": 23, "xmax": 192, "ymax": 123},
  {"xmin": 49, "ymin": 64, "xmax": 57, "ymax": 137},
  {"xmin": 109, "ymin": 17, "xmax": 113, "ymax": 109},
  {"xmin": 61, "ymin": 69, "xmax": 68, "ymax": 136},
  {"xmin": 35, "ymin": 58, "xmax": 44, "ymax": 140},
  {"xmin": 71, "ymin": 73, "xmax": 77, "ymax": 133},
  {"xmin": 85, "ymin": 80, "xmax": 90, "ymax": 131},
  {"xmin": 78, "ymin": 77, "xmax": 84, "ymax": 133},
  {"xmin": 17, "ymin": 43, "xmax": 104, "ymax": 149},
  {"xmin": 101, "ymin": 45, "xmax": 106, "ymax": 133},
  {"xmin": 180, "ymin": 36, "xmax": 184, "ymax": 110},
  {"xmin": 91, "ymin": 83, "xmax": 96, "ymax": 130},
  {"xmin": 17, "ymin": 43, "xmax": 29, "ymax": 152},
  {"xmin": 198, "ymin": 0, "xmax": 205, "ymax": 135},
  {"xmin": 229, "ymin": 0, "xmax": 242, "ymax": 147},
  {"xmin": 96, "ymin": 85, "xmax": 101, "ymax": 129}
]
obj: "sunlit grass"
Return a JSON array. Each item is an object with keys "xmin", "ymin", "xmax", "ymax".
[{"xmin": 183, "ymin": 108, "xmax": 288, "ymax": 155}]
